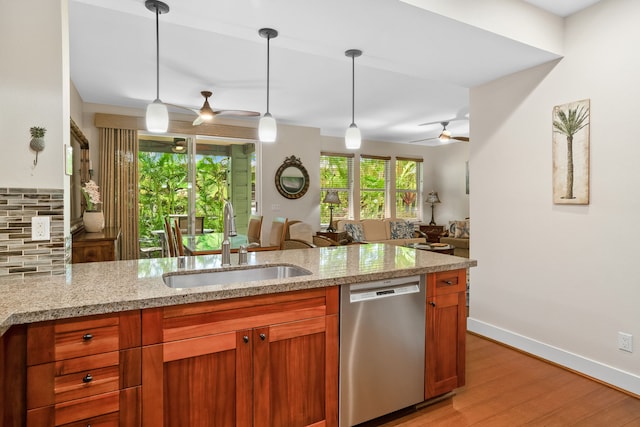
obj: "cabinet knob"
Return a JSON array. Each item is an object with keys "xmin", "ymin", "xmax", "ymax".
[
  {"xmin": 243, "ymin": 335, "xmax": 249, "ymax": 343},
  {"xmin": 82, "ymin": 333, "xmax": 93, "ymax": 341},
  {"xmin": 259, "ymin": 333, "xmax": 266, "ymax": 341},
  {"xmin": 444, "ymin": 280, "xmax": 453, "ymax": 285},
  {"xmin": 82, "ymin": 373, "xmax": 93, "ymax": 383},
  {"xmin": 429, "ymin": 301, "xmax": 436, "ymax": 307}
]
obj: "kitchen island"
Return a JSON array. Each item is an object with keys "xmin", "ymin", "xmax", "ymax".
[{"xmin": 0, "ymin": 244, "xmax": 476, "ymax": 426}]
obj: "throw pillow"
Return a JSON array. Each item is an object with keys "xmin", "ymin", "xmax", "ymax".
[
  {"xmin": 344, "ymin": 223, "xmax": 365, "ymax": 242},
  {"xmin": 448, "ymin": 221, "xmax": 457, "ymax": 236},
  {"xmin": 454, "ymin": 220, "xmax": 470, "ymax": 238},
  {"xmin": 390, "ymin": 221, "xmax": 414, "ymax": 239}
]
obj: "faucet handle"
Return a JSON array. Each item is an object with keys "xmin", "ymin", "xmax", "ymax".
[{"xmin": 238, "ymin": 245, "xmax": 248, "ymax": 265}]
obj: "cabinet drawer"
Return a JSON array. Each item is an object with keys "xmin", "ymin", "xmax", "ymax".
[
  {"xmin": 28, "ymin": 352, "xmax": 120, "ymax": 408},
  {"xmin": 27, "ymin": 390, "xmax": 120, "ymax": 426},
  {"xmin": 430, "ymin": 269, "xmax": 466, "ymax": 296}
]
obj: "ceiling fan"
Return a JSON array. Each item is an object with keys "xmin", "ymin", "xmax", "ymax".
[
  {"xmin": 410, "ymin": 121, "xmax": 470, "ymax": 144},
  {"xmin": 169, "ymin": 91, "xmax": 260, "ymax": 126}
]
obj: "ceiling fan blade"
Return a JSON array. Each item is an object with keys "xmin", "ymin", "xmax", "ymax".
[
  {"xmin": 418, "ymin": 117, "xmax": 467, "ymax": 127},
  {"xmin": 452, "ymin": 136, "xmax": 470, "ymax": 142},
  {"xmin": 192, "ymin": 115, "xmax": 204, "ymax": 126},
  {"xmin": 409, "ymin": 136, "xmax": 438, "ymax": 143},
  {"xmin": 214, "ymin": 110, "xmax": 260, "ymax": 117}
]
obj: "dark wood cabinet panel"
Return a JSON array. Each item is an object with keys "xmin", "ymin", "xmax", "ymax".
[{"xmin": 72, "ymin": 227, "xmax": 121, "ymax": 263}]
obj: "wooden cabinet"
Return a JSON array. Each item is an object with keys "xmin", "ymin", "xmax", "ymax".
[
  {"xmin": 425, "ymin": 269, "xmax": 466, "ymax": 399},
  {"xmin": 419, "ymin": 224, "xmax": 446, "ymax": 243},
  {"xmin": 25, "ymin": 311, "xmax": 141, "ymax": 426},
  {"xmin": 141, "ymin": 286, "xmax": 339, "ymax": 427},
  {"xmin": 72, "ymin": 227, "xmax": 121, "ymax": 263}
]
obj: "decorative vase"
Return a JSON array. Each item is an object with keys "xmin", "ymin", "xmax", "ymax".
[{"xmin": 83, "ymin": 211, "xmax": 104, "ymax": 233}]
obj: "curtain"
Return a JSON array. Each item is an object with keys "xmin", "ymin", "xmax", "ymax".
[{"xmin": 99, "ymin": 128, "xmax": 139, "ymax": 260}]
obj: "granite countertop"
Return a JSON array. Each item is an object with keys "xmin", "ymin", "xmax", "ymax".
[{"xmin": 0, "ymin": 244, "xmax": 476, "ymax": 336}]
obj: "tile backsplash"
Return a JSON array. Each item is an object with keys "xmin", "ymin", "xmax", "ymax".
[{"xmin": 0, "ymin": 188, "xmax": 65, "ymax": 278}]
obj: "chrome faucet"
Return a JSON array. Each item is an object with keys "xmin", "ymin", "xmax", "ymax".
[{"xmin": 221, "ymin": 200, "xmax": 237, "ymax": 266}]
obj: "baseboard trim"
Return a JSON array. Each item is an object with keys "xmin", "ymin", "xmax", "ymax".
[{"xmin": 467, "ymin": 318, "xmax": 640, "ymax": 397}]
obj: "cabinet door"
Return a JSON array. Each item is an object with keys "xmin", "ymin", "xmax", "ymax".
[
  {"xmin": 142, "ymin": 331, "xmax": 252, "ymax": 427},
  {"xmin": 253, "ymin": 315, "xmax": 338, "ymax": 427},
  {"xmin": 425, "ymin": 291, "xmax": 466, "ymax": 399}
]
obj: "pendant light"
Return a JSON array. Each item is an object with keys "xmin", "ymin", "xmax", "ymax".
[
  {"xmin": 345, "ymin": 49, "xmax": 362, "ymax": 149},
  {"xmin": 258, "ymin": 28, "xmax": 278, "ymax": 143},
  {"xmin": 145, "ymin": 0, "xmax": 170, "ymax": 133}
]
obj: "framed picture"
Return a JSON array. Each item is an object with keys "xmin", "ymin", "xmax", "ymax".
[
  {"xmin": 65, "ymin": 144, "xmax": 73, "ymax": 176},
  {"xmin": 552, "ymin": 99, "xmax": 590, "ymax": 204}
]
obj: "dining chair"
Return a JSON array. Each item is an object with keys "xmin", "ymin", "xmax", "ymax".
[
  {"xmin": 173, "ymin": 218, "xmax": 185, "ymax": 256},
  {"xmin": 177, "ymin": 216, "xmax": 204, "ymax": 234},
  {"xmin": 163, "ymin": 217, "xmax": 176, "ymax": 257},
  {"xmin": 247, "ymin": 214, "xmax": 263, "ymax": 245},
  {"xmin": 269, "ymin": 217, "xmax": 288, "ymax": 249}
]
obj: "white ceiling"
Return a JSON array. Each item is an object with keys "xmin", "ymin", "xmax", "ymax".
[
  {"xmin": 524, "ymin": 0, "xmax": 602, "ymax": 17},
  {"xmin": 69, "ymin": 0, "xmax": 600, "ymax": 145}
]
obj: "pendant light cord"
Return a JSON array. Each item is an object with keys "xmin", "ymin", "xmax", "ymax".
[
  {"xmin": 351, "ymin": 54, "xmax": 355, "ymax": 125},
  {"xmin": 266, "ymin": 35, "xmax": 271, "ymax": 114},
  {"xmin": 154, "ymin": 6, "xmax": 160, "ymax": 101}
]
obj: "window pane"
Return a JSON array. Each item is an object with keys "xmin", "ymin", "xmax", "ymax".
[
  {"xmin": 395, "ymin": 159, "xmax": 421, "ymax": 220},
  {"xmin": 360, "ymin": 158, "xmax": 388, "ymax": 219},
  {"xmin": 321, "ymin": 155, "xmax": 352, "ymax": 225}
]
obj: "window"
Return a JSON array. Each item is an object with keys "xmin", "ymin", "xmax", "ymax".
[
  {"xmin": 360, "ymin": 155, "xmax": 390, "ymax": 219},
  {"xmin": 395, "ymin": 157, "xmax": 423, "ymax": 220},
  {"xmin": 320, "ymin": 153, "xmax": 353, "ymax": 226}
]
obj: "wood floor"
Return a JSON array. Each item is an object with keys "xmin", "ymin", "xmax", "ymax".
[{"xmin": 364, "ymin": 333, "xmax": 640, "ymax": 427}]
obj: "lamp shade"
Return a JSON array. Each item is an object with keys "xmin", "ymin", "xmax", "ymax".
[
  {"xmin": 323, "ymin": 190, "xmax": 341, "ymax": 205},
  {"xmin": 259, "ymin": 112, "xmax": 277, "ymax": 142},
  {"xmin": 426, "ymin": 191, "xmax": 441, "ymax": 204},
  {"xmin": 345, "ymin": 123, "xmax": 361, "ymax": 149},
  {"xmin": 145, "ymin": 100, "xmax": 169, "ymax": 133},
  {"xmin": 439, "ymin": 130, "xmax": 451, "ymax": 142}
]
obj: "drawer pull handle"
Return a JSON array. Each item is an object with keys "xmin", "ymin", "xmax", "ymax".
[
  {"xmin": 243, "ymin": 336, "xmax": 249, "ymax": 343},
  {"xmin": 259, "ymin": 333, "xmax": 266, "ymax": 341},
  {"xmin": 82, "ymin": 373, "xmax": 93, "ymax": 383},
  {"xmin": 429, "ymin": 301, "xmax": 436, "ymax": 307},
  {"xmin": 444, "ymin": 280, "xmax": 453, "ymax": 285},
  {"xmin": 82, "ymin": 333, "xmax": 93, "ymax": 341}
]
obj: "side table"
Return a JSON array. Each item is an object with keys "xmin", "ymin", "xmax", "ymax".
[
  {"xmin": 316, "ymin": 230, "xmax": 348, "ymax": 243},
  {"xmin": 418, "ymin": 224, "xmax": 446, "ymax": 243}
]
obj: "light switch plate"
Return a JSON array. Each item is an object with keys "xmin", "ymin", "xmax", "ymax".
[{"xmin": 32, "ymin": 216, "xmax": 50, "ymax": 241}]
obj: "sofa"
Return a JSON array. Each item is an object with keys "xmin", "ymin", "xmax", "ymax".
[
  {"xmin": 336, "ymin": 218, "xmax": 426, "ymax": 246},
  {"xmin": 439, "ymin": 219, "xmax": 470, "ymax": 258}
]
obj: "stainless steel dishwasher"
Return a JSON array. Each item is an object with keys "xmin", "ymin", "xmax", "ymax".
[{"xmin": 339, "ymin": 275, "xmax": 426, "ymax": 426}]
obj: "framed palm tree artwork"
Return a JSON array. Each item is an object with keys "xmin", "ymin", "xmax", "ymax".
[{"xmin": 552, "ymin": 99, "xmax": 590, "ymax": 204}]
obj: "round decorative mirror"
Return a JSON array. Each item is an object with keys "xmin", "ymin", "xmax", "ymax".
[{"xmin": 275, "ymin": 155, "xmax": 309, "ymax": 199}]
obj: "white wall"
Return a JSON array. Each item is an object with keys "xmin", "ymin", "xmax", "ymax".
[
  {"xmin": 469, "ymin": 0, "xmax": 640, "ymax": 394},
  {"xmin": 0, "ymin": 0, "xmax": 70, "ymax": 231},
  {"xmin": 429, "ymin": 143, "xmax": 470, "ymax": 224}
]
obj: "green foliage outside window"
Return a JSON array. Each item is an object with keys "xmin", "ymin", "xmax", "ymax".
[
  {"xmin": 320, "ymin": 155, "xmax": 351, "ymax": 224},
  {"xmin": 138, "ymin": 152, "xmax": 228, "ymax": 239},
  {"xmin": 395, "ymin": 159, "xmax": 420, "ymax": 219},
  {"xmin": 360, "ymin": 158, "xmax": 388, "ymax": 219}
]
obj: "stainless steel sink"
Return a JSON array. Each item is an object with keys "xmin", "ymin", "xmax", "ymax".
[{"xmin": 162, "ymin": 264, "xmax": 312, "ymax": 289}]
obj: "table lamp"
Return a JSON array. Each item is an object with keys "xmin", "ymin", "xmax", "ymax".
[
  {"xmin": 322, "ymin": 190, "xmax": 341, "ymax": 232},
  {"xmin": 426, "ymin": 191, "xmax": 441, "ymax": 226}
]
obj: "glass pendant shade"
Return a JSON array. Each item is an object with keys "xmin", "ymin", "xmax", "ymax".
[
  {"xmin": 146, "ymin": 100, "xmax": 169, "ymax": 133},
  {"xmin": 345, "ymin": 123, "xmax": 361, "ymax": 149},
  {"xmin": 259, "ymin": 112, "xmax": 277, "ymax": 142}
]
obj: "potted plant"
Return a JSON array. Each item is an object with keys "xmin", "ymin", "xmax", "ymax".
[{"xmin": 81, "ymin": 180, "xmax": 104, "ymax": 232}]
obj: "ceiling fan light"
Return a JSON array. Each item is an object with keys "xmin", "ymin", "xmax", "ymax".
[
  {"xmin": 146, "ymin": 100, "xmax": 169, "ymax": 133},
  {"xmin": 259, "ymin": 112, "xmax": 277, "ymax": 142},
  {"xmin": 439, "ymin": 130, "xmax": 451, "ymax": 142},
  {"xmin": 345, "ymin": 123, "xmax": 361, "ymax": 149},
  {"xmin": 199, "ymin": 106, "xmax": 215, "ymax": 121}
]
